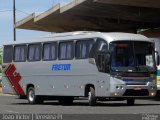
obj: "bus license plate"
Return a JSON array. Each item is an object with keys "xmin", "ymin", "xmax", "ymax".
[{"xmin": 133, "ymin": 87, "xmax": 141, "ymax": 90}]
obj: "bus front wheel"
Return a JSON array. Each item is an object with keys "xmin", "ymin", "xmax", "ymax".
[
  {"xmin": 88, "ymin": 87, "xmax": 96, "ymax": 106},
  {"xmin": 27, "ymin": 87, "xmax": 43, "ymax": 104}
]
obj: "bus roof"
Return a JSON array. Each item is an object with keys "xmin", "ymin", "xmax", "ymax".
[{"xmin": 3, "ymin": 31, "xmax": 151, "ymax": 46}]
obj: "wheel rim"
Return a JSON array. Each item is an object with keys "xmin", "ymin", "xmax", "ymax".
[
  {"xmin": 29, "ymin": 89, "xmax": 34, "ymax": 102},
  {"xmin": 88, "ymin": 91, "xmax": 91, "ymax": 101}
]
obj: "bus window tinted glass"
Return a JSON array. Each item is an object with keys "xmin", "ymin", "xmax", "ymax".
[
  {"xmin": 28, "ymin": 44, "xmax": 42, "ymax": 61},
  {"xmin": 14, "ymin": 45, "xmax": 27, "ymax": 62},
  {"xmin": 110, "ymin": 41, "xmax": 155, "ymax": 72},
  {"xmin": 43, "ymin": 43, "xmax": 57, "ymax": 60},
  {"xmin": 76, "ymin": 40, "xmax": 94, "ymax": 59},
  {"xmin": 3, "ymin": 45, "xmax": 13, "ymax": 63},
  {"xmin": 59, "ymin": 42, "xmax": 74, "ymax": 60}
]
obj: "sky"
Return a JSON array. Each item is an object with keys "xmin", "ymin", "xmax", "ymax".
[{"xmin": 0, "ymin": 0, "xmax": 72, "ymax": 48}]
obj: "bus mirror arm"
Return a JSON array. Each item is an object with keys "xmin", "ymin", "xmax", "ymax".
[
  {"xmin": 97, "ymin": 51, "xmax": 110, "ymax": 65},
  {"xmin": 155, "ymin": 51, "xmax": 159, "ymax": 65},
  {"xmin": 105, "ymin": 52, "xmax": 110, "ymax": 65},
  {"xmin": 96, "ymin": 51, "xmax": 110, "ymax": 73}
]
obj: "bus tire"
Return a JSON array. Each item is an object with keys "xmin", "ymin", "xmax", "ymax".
[
  {"xmin": 127, "ymin": 99, "xmax": 135, "ymax": 106},
  {"xmin": 58, "ymin": 97, "xmax": 74, "ymax": 105},
  {"xmin": 88, "ymin": 87, "xmax": 96, "ymax": 106},
  {"xmin": 27, "ymin": 87, "xmax": 43, "ymax": 104}
]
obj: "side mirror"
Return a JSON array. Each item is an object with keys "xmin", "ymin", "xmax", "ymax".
[
  {"xmin": 157, "ymin": 55, "xmax": 160, "ymax": 66},
  {"xmin": 155, "ymin": 51, "xmax": 160, "ymax": 65},
  {"xmin": 101, "ymin": 45, "xmax": 108, "ymax": 52},
  {"xmin": 106, "ymin": 52, "xmax": 110, "ymax": 65},
  {"xmin": 97, "ymin": 51, "xmax": 110, "ymax": 64},
  {"xmin": 96, "ymin": 51, "xmax": 110, "ymax": 73}
]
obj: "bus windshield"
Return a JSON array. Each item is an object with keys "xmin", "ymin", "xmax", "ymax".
[{"xmin": 110, "ymin": 41, "xmax": 155, "ymax": 72}]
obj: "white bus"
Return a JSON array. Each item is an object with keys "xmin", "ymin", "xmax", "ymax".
[
  {"xmin": 151, "ymin": 38, "xmax": 160, "ymax": 98},
  {"xmin": 2, "ymin": 31, "xmax": 157, "ymax": 106}
]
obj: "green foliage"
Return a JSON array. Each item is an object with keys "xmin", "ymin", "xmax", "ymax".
[{"xmin": 0, "ymin": 48, "xmax": 2, "ymax": 66}]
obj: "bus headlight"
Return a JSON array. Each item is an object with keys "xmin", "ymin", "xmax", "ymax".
[
  {"xmin": 149, "ymin": 91, "xmax": 156, "ymax": 96},
  {"xmin": 120, "ymin": 86, "xmax": 124, "ymax": 89},
  {"xmin": 151, "ymin": 86, "xmax": 156, "ymax": 90},
  {"xmin": 116, "ymin": 85, "xmax": 124, "ymax": 90},
  {"xmin": 116, "ymin": 86, "xmax": 119, "ymax": 89}
]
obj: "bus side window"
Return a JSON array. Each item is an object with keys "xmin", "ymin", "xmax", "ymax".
[
  {"xmin": 3, "ymin": 45, "xmax": 13, "ymax": 63},
  {"xmin": 43, "ymin": 43, "xmax": 57, "ymax": 61},
  {"xmin": 59, "ymin": 41, "xmax": 74, "ymax": 60},
  {"xmin": 14, "ymin": 45, "xmax": 27, "ymax": 62},
  {"xmin": 76, "ymin": 39, "xmax": 94, "ymax": 59},
  {"xmin": 28, "ymin": 44, "xmax": 42, "ymax": 61}
]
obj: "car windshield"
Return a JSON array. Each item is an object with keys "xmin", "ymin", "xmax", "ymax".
[{"xmin": 110, "ymin": 41, "xmax": 155, "ymax": 72}]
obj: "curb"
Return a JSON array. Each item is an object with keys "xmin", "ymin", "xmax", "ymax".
[
  {"xmin": 0, "ymin": 87, "xmax": 16, "ymax": 96},
  {"xmin": 0, "ymin": 93, "xmax": 15, "ymax": 96}
]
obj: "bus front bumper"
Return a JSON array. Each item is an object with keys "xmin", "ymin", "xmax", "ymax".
[{"xmin": 110, "ymin": 84, "xmax": 157, "ymax": 98}]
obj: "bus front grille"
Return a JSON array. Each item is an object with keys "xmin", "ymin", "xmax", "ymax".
[
  {"xmin": 123, "ymin": 89, "xmax": 149, "ymax": 96},
  {"xmin": 125, "ymin": 82, "xmax": 146, "ymax": 85}
]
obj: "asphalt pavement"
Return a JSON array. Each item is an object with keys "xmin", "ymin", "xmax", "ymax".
[{"xmin": 0, "ymin": 96, "xmax": 160, "ymax": 120}]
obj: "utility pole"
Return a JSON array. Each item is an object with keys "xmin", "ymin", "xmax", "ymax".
[{"xmin": 13, "ymin": 0, "xmax": 16, "ymax": 41}]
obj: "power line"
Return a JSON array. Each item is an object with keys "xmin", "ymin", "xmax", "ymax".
[
  {"xmin": 0, "ymin": 9, "xmax": 31, "ymax": 15},
  {"xmin": 0, "ymin": 10, "xmax": 12, "ymax": 12},
  {"xmin": 13, "ymin": 0, "xmax": 16, "ymax": 41},
  {"xmin": 16, "ymin": 9, "xmax": 31, "ymax": 15}
]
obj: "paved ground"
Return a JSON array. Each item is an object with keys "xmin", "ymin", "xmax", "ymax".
[
  {"xmin": 0, "ymin": 96, "xmax": 160, "ymax": 114},
  {"xmin": 0, "ymin": 96, "xmax": 160, "ymax": 120}
]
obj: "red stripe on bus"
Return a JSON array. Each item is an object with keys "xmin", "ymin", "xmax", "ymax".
[
  {"xmin": 123, "ymin": 76, "xmax": 149, "ymax": 78},
  {"xmin": 5, "ymin": 64, "xmax": 26, "ymax": 96}
]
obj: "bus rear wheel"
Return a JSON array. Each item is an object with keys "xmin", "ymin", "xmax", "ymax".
[
  {"xmin": 88, "ymin": 87, "xmax": 96, "ymax": 106},
  {"xmin": 127, "ymin": 99, "xmax": 135, "ymax": 106},
  {"xmin": 58, "ymin": 97, "xmax": 74, "ymax": 105},
  {"xmin": 27, "ymin": 87, "xmax": 43, "ymax": 104}
]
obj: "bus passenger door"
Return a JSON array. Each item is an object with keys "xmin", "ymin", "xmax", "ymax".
[{"xmin": 96, "ymin": 52, "xmax": 110, "ymax": 97}]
